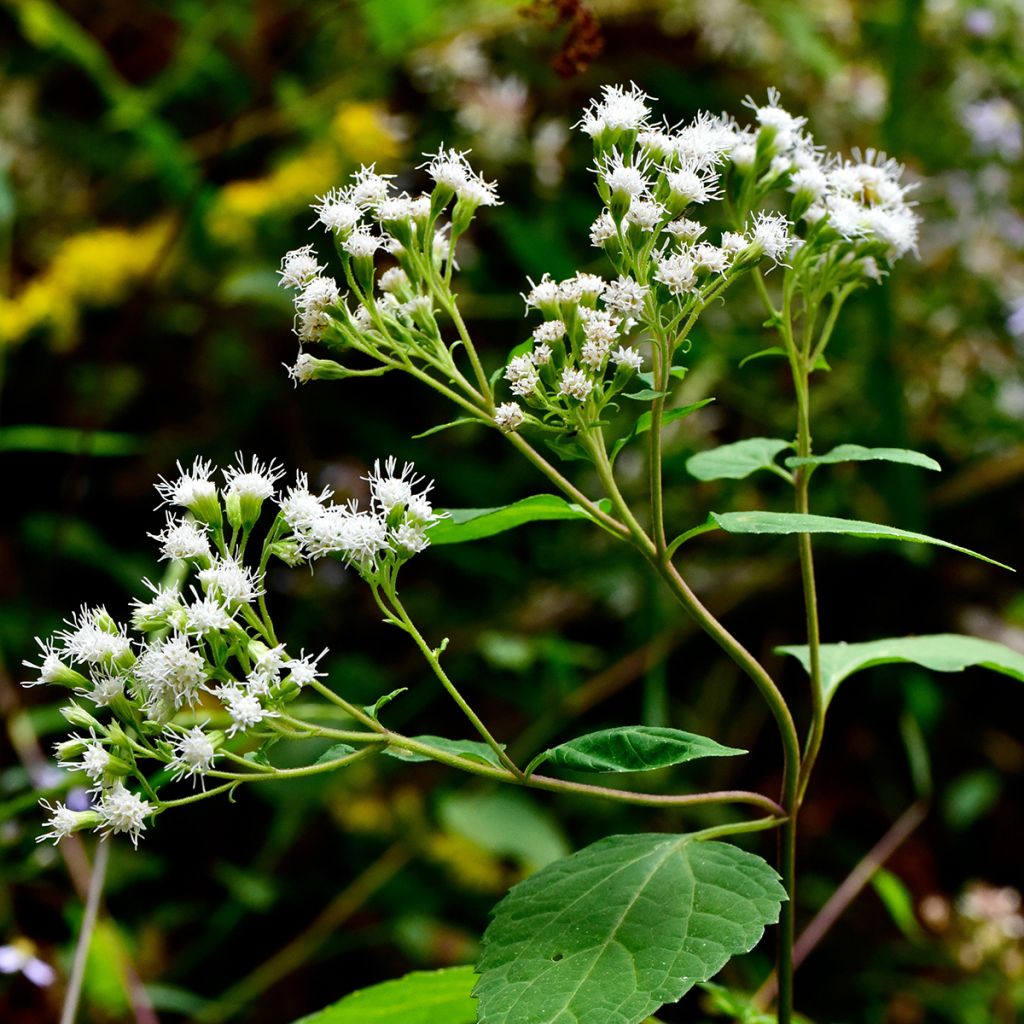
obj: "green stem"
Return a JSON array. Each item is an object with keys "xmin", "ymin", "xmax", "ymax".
[
  {"xmin": 60, "ymin": 839, "xmax": 110, "ymax": 1024},
  {"xmin": 386, "ymin": 591, "xmax": 524, "ymax": 779}
]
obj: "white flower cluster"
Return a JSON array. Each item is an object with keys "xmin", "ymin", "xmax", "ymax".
[
  {"xmin": 25, "ymin": 452, "xmax": 442, "ymax": 846},
  {"xmin": 498, "ymin": 271, "xmax": 646, "ymax": 427},
  {"xmin": 277, "ymin": 151, "xmax": 500, "ymax": 383}
]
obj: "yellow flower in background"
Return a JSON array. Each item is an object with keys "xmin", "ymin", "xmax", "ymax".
[
  {"xmin": 206, "ymin": 100, "xmax": 404, "ymax": 245},
  {"xmin": 1, "ymin": 220, "xmax": 174, "ymax": 349}
]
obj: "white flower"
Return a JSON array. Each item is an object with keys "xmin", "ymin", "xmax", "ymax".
[
  {"xmin": 168, "ymin": 725, "xmax": 217, "ymax": 786},
  {"xmin": 625, "ymin": 198, "xmax": 666, "ymax": 231},
  {"xmin": 393, "ymin": 521, "xmax": 430, "ymax": 554},
  {"xmin": 97, "ymin": 782, "xmax": 152, "ymax": 847},
  {"xmin": 578, "ymin": 82, "xmax": 652, "ymax": 136},
  {"xmin": 131, "ymin": 579, "xmax": 183, "ymax": 628},
  {"xmin": 89, "ymin": 673, "xmax": 125, "ymax": 707},
  {"xmin": 375, "ymin": 195, "xmax": 422, "ymax": 224},
  {"xmin": 720, "ymin": 230, "xmax": 748, "ymax": 255},
  {"xmin": 532, "ymin": 343, "xmax": 552, "ymax": 365},
  {"xmin": 154, "ymin": 457, "xmax": 218, "ymax": 512},
  {"xmin": 306, "ymin": 507, "xmax": 390, "ymax": 565},
  {"xmin": 36, "ymin": 799, "xmax": 87, "ymax": 845},
  {"xmin": 505, "ymin": 353, "xmax": 541, "ymax": 397},
  {"xmin": 789, "ymin": 165, "xmax": 829, "ymax": 200},
  {"xmin": 57, "ymin": 736, "xmax": 110, "ymax": 781},
  {"xmin": 750, "ymin": 211, "xmax": 792, "ymax": 263},
  {"xmin": 348, "ymin": 164, "xmax": 395, "ymax": 208},
  {"xmin": 664, "ymin": 162, "xmax": 721, "ymax": 205},
  {"xmin": 378, "ymin": 267, "xmax": 409, "ymax": 293},
  {"xmin": 654, "ymin": 252, "xmax": 698, "ymax": 296},
  {"xmin": 494, "ymin": 402, "xmax": 524, "ymax": 432},
  {"xmin": 664, "ymin": 218, "xmax": 706, "ymax": 243},
  {"xmin": 278, "ymin": 245, "xmax": 325, "ymax": 289},
  {"xmin": 731, "ymin": 141, "xmax": 757, "ymax": 169},
  {"xmin": 183, "ymin": 590, "xmax": 234, "ymax": 634},
  {"xmin": 293, "ymin": 307, "xmax": 332, "ymax": 343},
  {"xmin": 296, "ymin": 276, "xmax": 340, "ymax": 314},
  {"xmin": 279, "ymin": 472, "xmax": 333, "ymax": 532},
  {"xmin": 287, "ymin": 353, "xmax": 317, "ymax": 386},
  {"xmin": 590, "ymin": 211, "xmax": 617, "ymax": 246},
  {"xmin": 558, "ymin": 367, "xmax": 593, "ymax": 401},
  {"xmin": 198, "ymin": 557, "xmax": 264, "ymax": 606},
  {"xmin": 134, "ymin": 634, "xmax": 206, "ymax": 708},
  {"xmin": 595, "ymin": 149, "xmax": 652, "ymax": 198},
  {"xmin": 611, "ymin": 346, "xmax": 644, "ymax": 371},
  {"xmin": 572, "ymin": 273, "xmax": 606, "ymax": 301},
  {"xmin": 218, "ymin": 684, "xmax": 275, "ymax": 737},
  {"xmin": 56, "ymin": 608, "xmax": 132, "ymax": 666},
  {"xmin": 693, "ymin": 243, "xmax": 731, "ymax": 274},
  {"xmin": 22, "ymin": 638, "xmax": 72, "ymax": 688},
  {"xmin": 150, "ymin": 514, "xmax": 211, "ymax": 562},
  {"xmin": 522, "ymin": 273, "xmax": 561, "ymax": 312},
  {"xmin": 746, "ymin": 87, "xmax": 807, "ymax": 140},
  {"xmin": 602, "ymin": 275, "xmax": 649, "ymax": 316},
  {"xmin": 862, "ymin": 204, "xmax": 919, "ymax": 259},
  {"xmin": 223, "ymin": 454, "xmax": 284, "ymax": 502},
  {"xmin": 671, "ymin": 112, "xmax": 738, "ymax": 169},
  {"xmin": 581, "ymin": 339, "xmax": 610, "ymax": 370},
  {"xmin": 312, "ymin": 188, "xmax": 362, "ymax": 234},
  {"xmin": 580, "ymin": 307, "xmax": 620, "ymax": 346},
  {"xmin": 366, "ymin": 457, "xmax": 432, "ymax": 513},
  {"xmin": 341, "ymin": 226, "xmax": 384, "ymax": 259},
  {"xmin": 533, "ymin": 320, "xmax": 566, "ymax": 343},
  {"xmin": 285, "ymin": 649, "xmax": 328, "ymax": 688}
]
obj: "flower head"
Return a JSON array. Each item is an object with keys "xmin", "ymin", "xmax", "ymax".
[
  {"xmin": 97, "ymin": 782, "xmax": 152, "ymax": 847},
  {"xmin": 168, "ymin": 725, "xmax": 218, "ymax": 786},
  {"xmin": 278, "ymin": 245, "xmax": 325, "ymax": 289}
]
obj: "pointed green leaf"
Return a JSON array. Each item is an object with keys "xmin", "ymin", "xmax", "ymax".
[
  {"xmin": 686, "ymin": 439, "xmax": 793, "ymax": 481},
  {"xmin": 363, "ymin": 687, "xmax": 408, "ymax": 721},
  {"xmin": 623, "ymin": 387, "xmax": 671, "ymax": 401},
  {"xmin": 777, "ymin": 633, "xmax": 1024, "ymax": 708},
  {"xmin": 411, "ymin": 418, "xmax": 480, "ymax": 440},
  {"xmin": 474, "ymin": 834, "xmax": 786, "ymax": 1024},
  {"xmin": 527, "ymin": 726, "xmax": 745, "ymax": 776},
  {"xmin": 710, "ymin": 511, "xmax": 1012, "ymax": 570},
  {"xmin": 785, "ymin": 444, "xmax": 940, "ymax": 472},
  {"xmin": 290, "ymin": 965, "xmax": 477, "ymax": 1024},
  {"xmin": 428, "ymin": 495, "xmax": 611, "ymax": 545},
  {"xmin": 610, "ymin": 399, "xmax": 715, "ymax": 462},
  {"xmin": 738, "ymin": 346, "xmax": 787, "ymax": 369},
  {"xmin": 384, "ymin": 735, "xmax": 505, "ymax": 768},
  {"xmin": 542, "ymin": 434, "xmax": 592, "ymax": 463},
  {"xmin": 314, "ymin": 743, "xmax": 356, "ymax": 765}
]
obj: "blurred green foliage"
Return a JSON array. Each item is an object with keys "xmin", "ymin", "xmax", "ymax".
[{"xmin": 2, "ymin": 1, "xmax": 1023, "ymax": 1021}]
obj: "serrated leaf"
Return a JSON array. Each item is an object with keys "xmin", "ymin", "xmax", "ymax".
[
  {"xmin": 474, "ymin": 834, "xmax": 785, "ymax": 1024},
  {"xmin": 610, "ymin": 399, "xmax": 715, "ymax": 462},
  {"xmin": 384, "ymin": 735, "xmax": 506, "ymax": 768},
  {"xmin": 412, "ymin": 418, "xmax": 480, "ymax": 440},
  {"xmin": 686, "ymin": 439, "xmax": 793, "ymax": 482},
  {"xmin": 527, "ymin": 726, "xmax": 744, "ymax": 776},
  {"xmin": 428, "ymin": 495, "xmax": 610, "ymax": 545},
  {"xmin": 290, "ymin": 965, "xmax": 477, "ymax": 1024},
  {"xmin": 785, "ymin": 444, "xmax": 940, "ymax": 472},
  {"xmin": 314, "ymin": 743, "xmax": 356, "ymax": 765},
  {"xmin": 710, "ymin": 511, "xmax": 1012, "ymax": 570},
  {"xmin": 738, "ymin": 346, "xmax": 788, "ymax": 369},
  {"xmin": 777, "ymin": 633, "xmax": 1024, "ymax": 708},
  {"xmin": 363, "ymin": 687, "xmax": 408, "ymax": 721}
]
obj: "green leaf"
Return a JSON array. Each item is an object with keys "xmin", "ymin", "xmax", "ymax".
[
  {"xmin": 291, "ymin": 965, "xmax": 478, "ymax": 1024},
  {"xmin": 384, "ymin": 735, "xmax": 505, "ymax": 768},
  {"xmin": 871, "ymin": 869, "xmax": 926, "ymax": 943},
  {"xmin": 542, "ymin": 434, "xmax": 592, "ymax": 463},
  {"xmin": 784, "ymin": 444, "xmax": 940, "ymax": 472},
  {"xmin": 710, "ymin": 511, "xmax": 1013, "ymax": 570},
  {"xmin": 429, "ymin": 495, "xmax": 610, "ymax": 545},
  {"xmin": 0, "ymin": 425, "xmax": 143, "ymax": 455},
  {"xmin": 412, "ymin": 418, "xmax": 480, "ymax": 440},
  {"xmin": 623, "ymin": 387, "xmax": 671, "ymax": 401},
  {"xmin": 314, "ymin": 743, "xmax": 356, "ymax": 765},
  {"xmin": 526, "ymin": 726, "xmax": 744, "ymax": 776},
  {"xmin": 738, "ymin": 346, "xmax": 787, "ymax": 369},
  {"xmin": 777, "ymin": 633, "xmax": 1024, "ymax": 708},
  {"xmin": 610, "ymin": 399, "xmax": 715, "ymax": 462},
  {"xmin": 439, "ymin": 790, "xmax": 570, "ymax": 871},
  {"xmin": 363, "ymin": 687, "xmax": 408, "ymax": 721},
  {"xmin": 474, "ymin": 834, "xmax": 786, "ymax": 1024},
  {"xmin": 686, "ymin": 439, "xmax": 793, "ymax": 482}
]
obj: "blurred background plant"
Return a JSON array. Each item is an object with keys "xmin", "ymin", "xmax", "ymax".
[{"xmin": 1, "ymin": 0, "xmax": 1022, "ymax": 1021}]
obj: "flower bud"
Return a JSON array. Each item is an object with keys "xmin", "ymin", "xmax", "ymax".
[{"xmin": 60, "ymin": 704, "xmax": 101, "ymax": 729}]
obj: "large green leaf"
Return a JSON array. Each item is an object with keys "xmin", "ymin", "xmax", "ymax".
[
  {"xmin": 785, "ymin": 444, "xmax": 940, "ymax": 472},
  {"xmin": 291, "ymin": 966, "xmax": 477, "ymax": 1024},
  {"xmin": 474, "ymin": 834, "xmax": 785, "ymax": 1024},
  {"xmin": 429, "ymin": 495, "xmax": 609, "ymax": 545},
  {"xmin": 610, "ymin": 399, "xmax": 715, "ymax": 462},
  {"xmin": 778, "ymin": 633, "xmax": 1024, "ymax": 707},
  {"xmin": 383, "ymin": 735, "xmax": 505, "ymax": 768},
  {"xmin": 526, "ymin": 726, "xmax": 744, "ymax": 777},
  {"xmin": 710, "ymin": 511, "xmax": 1012, "ymax": 570},
  {"xmin": 686, "ymin": 439, "xmax": 792, "ymax": 481}
]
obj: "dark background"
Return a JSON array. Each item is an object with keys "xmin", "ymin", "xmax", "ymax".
[{"xmin": 2, "ymin": 1, "xmax": 1023, "ymax": 1021}]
